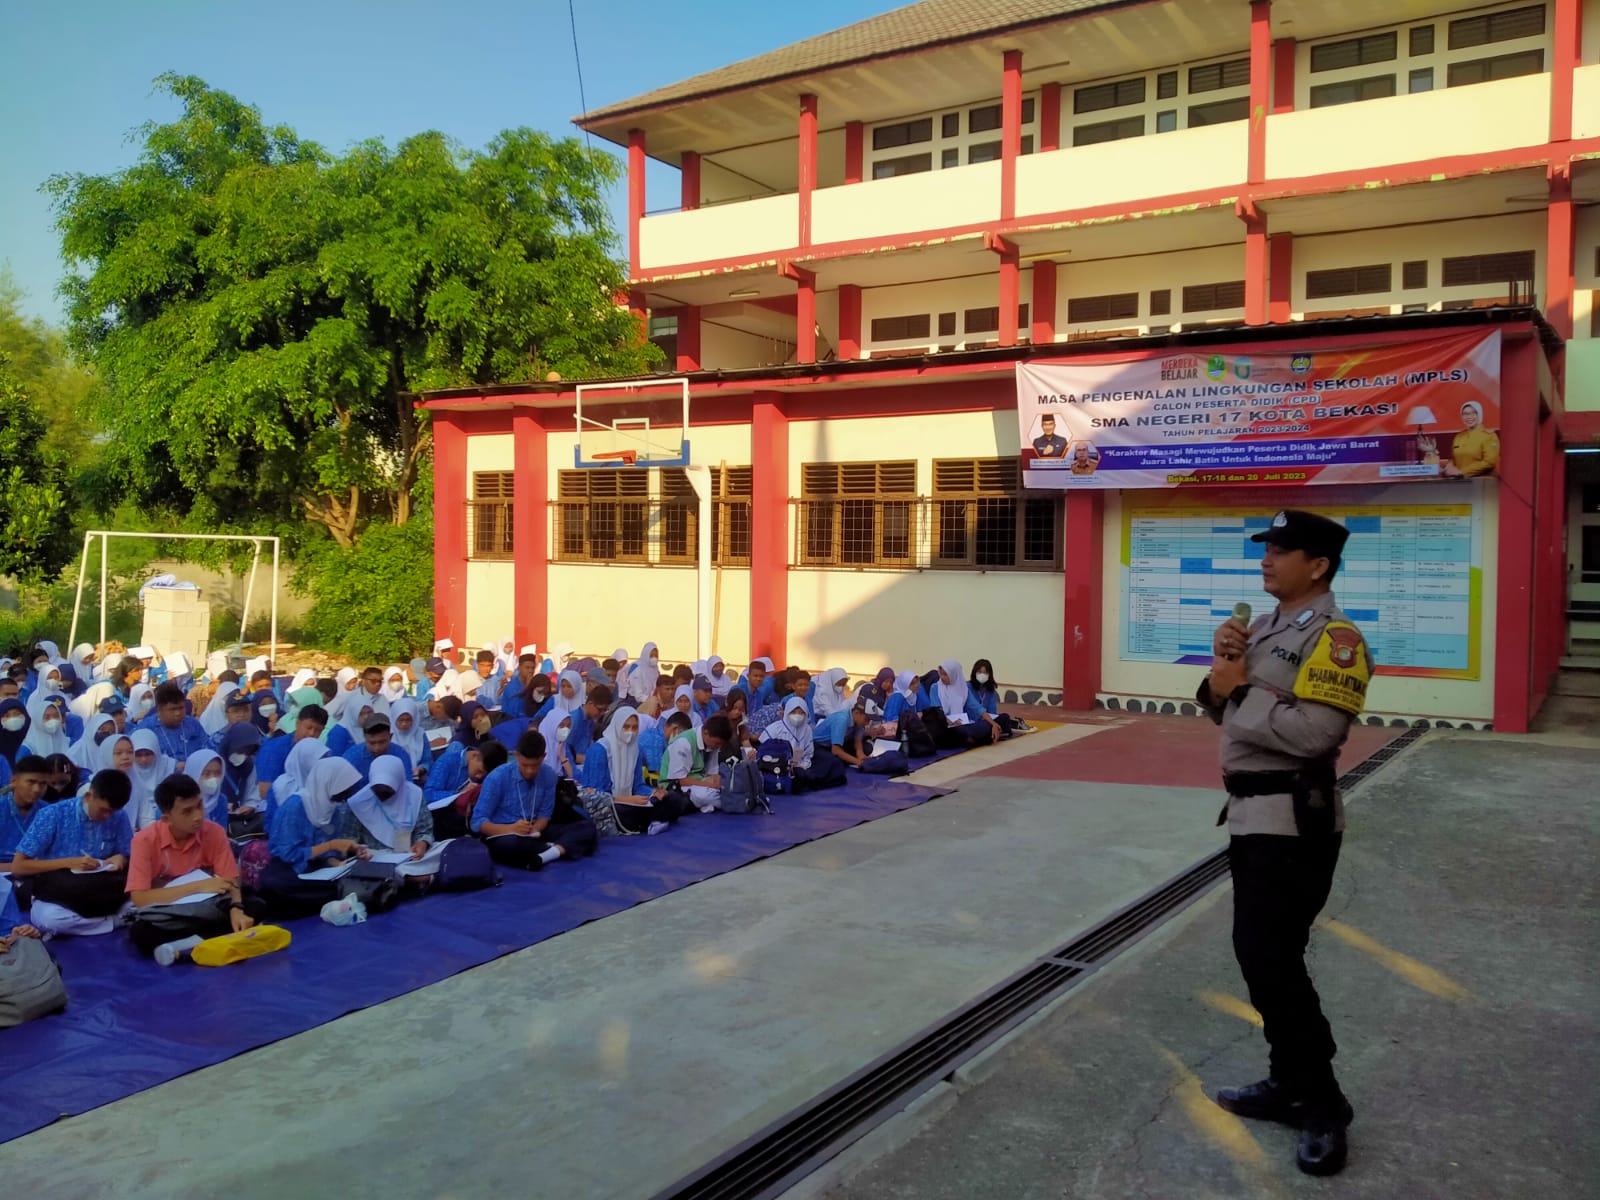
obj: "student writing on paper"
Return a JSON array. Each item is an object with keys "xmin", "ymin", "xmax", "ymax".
[
  {"xmin": 9, "ymin": 769, "xmax": 135, "ymax": 937},
  {"xmin": 125, "ymin": 775, "xmax": 266, "ymax": 957},
  {"xmin": 341, "ymin": 755, "xmax": 433, "ymax": 858},
  {"xmin": 258, "ymin": 758, "xmax": 372, "ymax": 920},
  {"xmin": 1, "ymin": 756, "xmax": 51, "ymax": 862},
  {"xmin": 470, "ymin": 729, "xmax": 596, "ymax": 870}
]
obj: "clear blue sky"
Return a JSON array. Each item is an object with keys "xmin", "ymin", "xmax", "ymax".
[{"xmin": 0, "ymin": 0, "xmax": 875, "ymax": 324}]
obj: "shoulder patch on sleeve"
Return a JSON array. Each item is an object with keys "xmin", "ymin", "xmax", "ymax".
[{"xmin": 1293, "ymin": 622, "xmax": 1370, "ymax": 715}]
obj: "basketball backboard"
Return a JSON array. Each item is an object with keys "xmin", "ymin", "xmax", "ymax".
[{"xmin": 574, "ymin": 377, "xmax": 690, "ymax": 468}]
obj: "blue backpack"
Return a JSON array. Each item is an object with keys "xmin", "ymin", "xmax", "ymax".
[
  {"xmin": 435, "ymin": 838, "xmax": 501, "ymax": 891},
  {"xmin": 754, "ymin": 738, "xmax": 795, "ymax": 794}
]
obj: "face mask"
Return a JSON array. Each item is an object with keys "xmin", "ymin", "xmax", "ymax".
[
  {"xmin": 975, "ymin": 672, "xmax": 990, "ymax": 684},
  {"xmin": 133, "ymin": 701, "xmax": 153, "ymax": 719},
  {"xmin": 556, "ymin": 726, "xmax": 570, "ymax": 743},
  {"xmin": 259, "ymin": 704, "xmax": 278, "ymax": 718},
  {"xmin": 618, "ymin": 729, "xmax": 636, "ymax": 745},
  {"xmin": 200, "ymin": 777, "xmax": 222, "ymax": 797},
  {"xmin": 1, "ymin": 716, "xmax": 23, "ymax": 732},
  {"xmin": 228, "ymin": 753, "xmax": 248, "ymax": 767},
  {"xmin": 787, "ymin": 712, "xmax": 807, "ymax": 728},
  {"xmin": 41, "ymin": 718, "xmax": 62, "ymax": 734}
]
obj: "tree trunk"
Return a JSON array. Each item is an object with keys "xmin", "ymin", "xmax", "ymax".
[{"xmin": 302, "ymin": 486, "xmax": 361, "ymax": 547}]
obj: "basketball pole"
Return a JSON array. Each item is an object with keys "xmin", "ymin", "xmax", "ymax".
[{"xmin": 686, "ymin": 465, "xmax": 713, "ymax": 661}]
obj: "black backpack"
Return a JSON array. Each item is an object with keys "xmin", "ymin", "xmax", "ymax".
[{"xmin": 899, "ymin": 709, "xmax": 938, "ymax": 757}]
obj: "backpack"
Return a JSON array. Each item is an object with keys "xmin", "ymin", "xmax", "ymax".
[
  {"xmin": 0, "ymin": 937, "xmax": 68, "ymax": 1028},
  {"xmin": 433, "ymin": 838, "xmax": 500, "ymax": 891},
  {"xmin": 754, "ymin": 738, "xmax": 795, "ymax": 794},
  {"xmin": 237, "ymin": 839, "xmax": 272, "ymax": 892},
  {"xmin": 718, "ymin": 758, "xmax": 772, "ymax": 814},
  {"xmin": 899, "ymin": 710, "xmax": 938, "ymax": 758},
  {"xmin": 337, "ymin": 863, "xmax": 402, "ymax": 913}
]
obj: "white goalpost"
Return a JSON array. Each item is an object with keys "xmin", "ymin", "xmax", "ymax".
[{"xmin": 66, "ymin": 530, "xmax": 280, "ymax": 664}]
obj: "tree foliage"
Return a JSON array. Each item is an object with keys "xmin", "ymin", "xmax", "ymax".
[
  {"xmin": 294, "ymin": 514, "xmax": 436, "ymax": 661},
  {"xmin": 49, "ymin": 73, "xmax": 659, "ymax": 548},
  {"xmin": 0, "ymin": 273, "xmax": 99, "ymax": 467},
  {"xmin": 0, "ymin": 353, "xmax": 76, "ymax": 583}
]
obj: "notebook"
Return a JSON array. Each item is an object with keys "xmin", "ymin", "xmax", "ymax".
[{"xmin": 297, "ymin": 861, "xmax": 358, "ymax": 882}]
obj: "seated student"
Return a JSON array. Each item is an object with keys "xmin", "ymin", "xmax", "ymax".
[
  {"xmin": 208, "ymin": 689, "xmax": 255, "ymax": 751},
  {"xmin": 884, "ymin": 671, "xmax": 921, "ymax": 724},
  {"xmin": 533, "ymin": 670, "xmax": 582, "ymax": 725},
  {"xmin": 660, "ymin": 713, "xmax": 732, "ymax": 812},
  {"xmin": 926, "ymin": 659, "xmax": 1003, "ymax": 749},
  {"xmin": 254, "ymin": 700, "xmax": 328, "ymax": 804},
  {"xmin": 125, "ymin": 729, "xmax": 175, "ymax": 832},
  {"xmin": 470, "ymin": 729, "xmax": 596, "ymax": 869},
  {"xmin": 216, "ymin": 722, "xmax": 265, "ymax": 836},
  {"xmin": 9, "ymin": 769, "xmax": 135, "ymax": 935},
  {"xmin": 539, "ymin": 710, "xmax": 580, "ymax": 781},
  {"xmin": 182, "ymin": 749, "xmax": 229, "ymax": 825},
  {"xmin": 258, "ymin": 758, "xmax": 372, "ymax": 919},
  {"xmin": 497, "ymin": 655, "xmax": 545, "ymax": 719},
  {"xmin": 969, "ymin": 658, "xmax": 1032, "ymax": 735},
  {"xmin": 68, "ymin": 710, "xmax": 118, "ymax": 780},
  {"xmin": 139, "ymin": 682, "xmax": 211, "ymax": 766},
  {"xmin": 0, "ymin": 696, "xmax": 30, "ymax": 771},
  {"xmin": 721, "ymin": 689, "xmax": 752, "ymax": 750},
  {"xmin": 456, "ymin": 702, "xmax": 496, "ymax": 749},
  {"xmin": 420, "ymin": 693, "xmax": 462, "ymax": 755},
  {"xmin": 566, "ymin": 684, "xmax": 610, "ymax": 766},
  {"xmin": 340, "ymin": 755, "xmax": 433, "ymax": 865},
  {"xmin": 830, "ymin": 691, "xmax": 885, "ymax": 768},
  {"xmin": 1, "ymin": 756, "xmax": 52, "ymax": 861},
  {"xmin": 469, "ymin": 650, "xmax": 507, "ymax": 708},
  {"xmin": 670, "ymin": 663, "xmax": 695, "ymax": 692},
  {"xmin": 578, "ymin": 706, "xmax": 691, "ymax": 832},
  {"xmin": 637, "ymin": 673, "xmax": 678, "ymax": 723},
  {"xmin": 270, "ymin": 736, "xmax": 327, "ymax": 811},
  {"xmin": 704, "ymin": 656, "xmax": 734, "ymax": 701},
  {"xmin": 671, "ymin": 684, "xmax": 702, "ymax": 730},
  {"xmin": 342, "ymin": 715, "xmax": 414, "ymax": 782},
  {"xmin": 760, "ymin": 696, "xmax": 847, "ymax": 791},
  {"xmin": 20, "ymin": 692, "xmax": 73, "ymax": 761},
  {"xmin": 812, "ymin": 668, "xmax": 852, "ymax": 724},
  {"xmin": 126, "ymin": 775, "xmax": 265, "ymax": 960},
  {"xmin": 747, "ymin": 668, "xmax": 799, "ymax": 739},
  {"xmin": 387, "ymin": 698, "xmax": 432, "ymax": 783},
  {"xmin": 689, "ymin": 675, "xmax": 718, "ymax": 723}
]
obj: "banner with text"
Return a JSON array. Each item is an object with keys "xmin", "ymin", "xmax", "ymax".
[{"xmin": 1016, "ymin": 331, "xmax": 1501, "ymax": 489}]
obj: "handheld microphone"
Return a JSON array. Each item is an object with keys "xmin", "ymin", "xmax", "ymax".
[{"xmin": 1224, "ymin": 602, "xmax": 1252, "ymax": 661}]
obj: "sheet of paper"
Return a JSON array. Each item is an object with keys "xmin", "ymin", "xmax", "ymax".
[
  {"xmin": 428, "ymin": 788, "xmax": 469, "ymax": 812},
  {"xmin": 394, "ymin": 839, "xmax": 452, "ymax": 876},
  {"xmin": 72, "ymin": 861, "xmax": 118, "ymax": 875},
  {"xmin": 297, "ymin": 861, "xmax": 356, "ymax": 882},
  {"xmin": 363, "ymin": 851, "xmax": 413, "ymax": 865},
  {"xmin": 867, "ymin": 738, "xmax": 899, "ymax": 758}
]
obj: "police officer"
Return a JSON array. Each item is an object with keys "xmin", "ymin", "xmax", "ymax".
[{"xmin": 1198, "ymin": 509, "xmax": 1372, "ymax": 1177}]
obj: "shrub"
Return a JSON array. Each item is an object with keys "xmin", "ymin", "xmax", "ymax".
[{"xmin": 295, "ymin": 518, "xmax": 434, "ymax": 662}]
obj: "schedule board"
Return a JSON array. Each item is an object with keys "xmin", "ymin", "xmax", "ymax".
[{"xmin": 1120, "ymin": 504, "xmax": 1481, "ymax": 678}]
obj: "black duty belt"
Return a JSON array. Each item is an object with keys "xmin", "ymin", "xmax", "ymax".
[{"xmin": 1223, "ymin": 769, "xmax": 1301, "ymax": 797}]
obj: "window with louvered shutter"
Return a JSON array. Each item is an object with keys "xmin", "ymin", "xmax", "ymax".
[
  {"xmin": 1449, "ymin": 5, "xmax": 1544, "ymax": 49},
  {"xmin": 1440, "ymin": 250, "xmax": 1535, "ymax": 287},
  {"xmin": 1402, "ymin": 261, "xmax": 1428, "ymax": 290},
  {"xmin": 931, "ymin": 457, "xmax": 1059, "ymax": 569},
  {"xmin": 1150, "ymin": 289, "xmax": 1172, "ymax": 317},
  {"xmin": 469, "ymin": 472, "xmax": 515, "ymax": 559},
  {"xmin": 555, "ymin": 468, "xmax": 650, "ymax": 562},
  {"xmin": 1074, "ymin": 77, "xmax": 1146, "ymax": 113},
  {"xmin": 870, "ymin": 313, "xmax": 933, "ymax": 342},
  {"xmin": 1188, "ymin": 58, "xmax": 1250, "ymax": 94},
  {"xmin": 964, "ymin": 307, "xmax": 1000, "ymax": 335},
  {"xmin": 1305, "ymin": 264, "xmax": 1394, "ymax": 299},
  {"xmin": 1310, "ymin": 32, "xmax": 1397, "ymax": 72},
  {"xmin": 798, "ymin": 461, "xmax": 916, "ymax": 567},
  {"xmin": 1068, "ymin": 292, "xmax": 1140, "ymax": 324},
  {"xmin": 1182, "ymin": 280, "xmax": 1247, "ymax": 313}
]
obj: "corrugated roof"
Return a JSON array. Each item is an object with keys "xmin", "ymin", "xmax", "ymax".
[{"xmin": 576, "ymin": 0, "xmax": 1130, "ymax": 126}]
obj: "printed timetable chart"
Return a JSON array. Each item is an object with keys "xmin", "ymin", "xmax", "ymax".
[{"xmin": 1121, "ymin": 504, "xmax": 1480, "ymax": 678}]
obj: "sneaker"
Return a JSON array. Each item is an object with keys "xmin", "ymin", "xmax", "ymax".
[
  {"xmin": 646, "ymin": 821, "xmax": 670, "ymax": 836},
  {"xmin": 154, "ymin": 935, "xmax": 204, "ymax": 967},
  {"xmin": 1011, "ymin": 719, "xmax": 1037, "ymax": 734}
]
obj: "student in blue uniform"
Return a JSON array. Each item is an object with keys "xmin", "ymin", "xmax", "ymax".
[
  {"xmin": 9, "ymin": 769, "xmax": 135, "ymax": 936},
  {"xmin": 0, "ymin": 756, "xmax": 50, "ymax": 861},
  {"xmin": 258, "ymin": 758, "xmax": 371, "ymax": 920},
  {"xmin": 926, "ymin": 659, "xmax": 1004, "ymax": 749},
  {"xmin": 138, "ymin": 682, "xmax": 211, "ymax": 766},
  {"xmin": 341, "ymin": 716, "xmax": 414, "ymax": 782},
  {"xmin": 254, "ymin": 701, "xmax": 328, "ymax": 801},
  {"xmin": 471, "ymin": 729, "xmax": 596, "ymax": 870}
]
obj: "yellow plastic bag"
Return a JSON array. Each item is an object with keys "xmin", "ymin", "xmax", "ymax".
[{"xmin": 191, "ymin": 924, "xmax": 291, "ymax": 967}]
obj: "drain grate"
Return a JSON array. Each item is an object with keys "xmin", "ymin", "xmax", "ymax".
[{"xmin": 650, "ymin": 727, "xmax": 1422, "ymax": 1200}]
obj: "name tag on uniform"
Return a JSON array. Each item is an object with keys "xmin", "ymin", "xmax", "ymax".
[{"xmin": 1294, "ymin": 609, "xmax": 1316, "ymax": 628}]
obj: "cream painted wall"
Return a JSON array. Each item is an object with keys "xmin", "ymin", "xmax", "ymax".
[
  {"xmin": 465, "ymin": 562, "xmax": 516, "ymax": 651},
  {"xmin": 1269, "ymin": 74, "xmax": 1551, "ymax": 180},
  {"xmin": 702, "ymin": 321, "xmax": 792, "ymax": 370},
  {"xmin": 858, "ymin": 269, "xmax": 1035, "ymax": 356},
  {"xmin": 547, "ymin": 564, "xmax": 750, "ymax": 667},
  {"xmin": 1582, "ymin": 0, "xmax": 1600, "ymax": 61},
  {"xmin": 466, "ymin": 433, "xmax": 513, "ymax": 476},
  {"xmin": 1575, "ymin": 65, "xmax": 1600, "ymax": 139},
  {"xmin": 811, "ymin": 161, "xmax": 1001, "ymax": 246},
  {"xmin": 1291, "ymin": 213, "xmax": 1548, "ymax": 318},
  {"xmin": 1015, "ymin": 123, "xmax": 1248, "ymax": 218},
  {"xmin": 639, "ymin": 193, "xmax": 798, "ymax": 270},
  {"xmin": 1098, "ymin": 483, "xmax": 1499, "ymax": 720}
]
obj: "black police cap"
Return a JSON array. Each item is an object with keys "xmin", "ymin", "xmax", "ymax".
[{"xmin": 1250, "ymin": 509, "xmax": 1351, "ymax": 559}]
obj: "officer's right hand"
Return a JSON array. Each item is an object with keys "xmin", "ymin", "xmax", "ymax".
[{"xmin": 1213, "ymin": 620, "xmax": 1246, "ymax": 660}]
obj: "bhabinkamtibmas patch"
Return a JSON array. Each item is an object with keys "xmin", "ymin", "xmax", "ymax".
[{"xmin": 1293, "ymin": 622, "xmax": 1370, "ymax": 715}]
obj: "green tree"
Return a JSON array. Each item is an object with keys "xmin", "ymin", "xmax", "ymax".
[
  {"xmin": 0, "ymin": 272, "xmax": 99, "ymax": 469},
  {"xmin": 49, "ymin": 73, "xmax": 658, "ymax": 548},
  {"xmin": 0, "ymin": 353, "xmax": 76, "ymax": 583}
]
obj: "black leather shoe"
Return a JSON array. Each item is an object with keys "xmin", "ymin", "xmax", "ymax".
[
  {"xmin": 1215, "ymin": 1079, "xmax": 1355, "ymax": 1128},
  {"xmin": 1297, "ymin": 1112, "xmax": 1350, "ymax": 1176}
]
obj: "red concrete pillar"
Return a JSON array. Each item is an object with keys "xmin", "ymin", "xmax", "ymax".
[
  {"xmin": 511, "ymin": 410, "xmax": 548, "ymax": 653},
  {"xmin": 627, "ymin": 288, "xmax": 648, "ymax": 343},
  {"xmin": 1039, "ymin": 82, "xmax": 1062, "ymax": 152},
  {"xmin": 1248, "ymin": 0, "xmax": 1272, "ymax": 183},
  {"xmin": 1243, "ymin": 210, "xmax": 1268, "ymax": 326},
  {"xmin": 796, "ymin": 279, "xmax": 816, "ymax": 363},
  {"xmin": 432, "ymin": 412, "xmax": 469, "ymax": 646},
  {"xmin": 750, "ymin": 395, "xmax": 790, "ymax": 665},
  {"xmin": 844, "ymin": 121, "xmax": 864, "ymax": 185},
  {"xmin": 1547, "ymin": 168, "xmax": 1575, "ymax": 341},
  {"xmin": 1271, "ymin": 38, "xmax": 1296, "ymax": 114},
  {"xmin": 676, "ymin": 305, "xmax": 702, "ymax": 372},
  {"xmin": 999, "ymin": 251, "xmax": 1020, "ymax": 347},
  {"xmin": 1001, "ymin": 50, "xmax": 1023, "ymax": 221},
  {"xmin": 1552, "ymin": 0, "xmax": 1580, "ymax": 143},
  {"xmin": 1061, "ymin": 491, "xmax": 1104, "ymax": 711},
  {"xmin": 798, "ymin": 94, "xmax": 819, "ymax": 249},
  {"xmin": 1495, "ymin": 334, "xmax": 1540, "ymax": 732},
  {"xmin": 681, "ymin": 151, "xmax": 701, "ymax": 211},
  {"xmin": 1268, "ymin": 232, "xmax": 1294, "ymax": 324},
  {"xmin": 627, "ymin": 129, "xmax": 646, "ymax": 276},
  {"xmin": 1538, "ymin": 409, "xmax": 1565, "ymax": 694},
  {"xmin": 838, "ymin": 284, "xmax": 862, "ymax": 360},
  {"xmin": 1031, "ymin": 259, "xmax": 1057, "ymax": 345}
]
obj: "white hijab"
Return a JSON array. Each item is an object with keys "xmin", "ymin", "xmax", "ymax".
[
  {"xmin": 126, "ymin": 683, "xmax": 156, "ymax": 725},
  {"xmin": 538, "ymin": 708, "xmax": 577, "ymax": 775},
  {"xmin": 69, "ymin": 712, "xmax": 117, "ymax": 771},
  {"xmin": 382, "ymin": 666, "xmax": 408, "ymax": 703},
  {"xmin": 706, "ymin": 655, "xmax": 732, "ymax": 697},
  {"xmin": 23, "ymin": 691, "xmax": 72, "ymax": 757},
  {"xmin": 625, "ymin": 643, "xmax": 659, "ymax": 705},
  {"xmin": 938, "ymin": 659, "xmax": 970, "ymax": 722},
  {"xmin": 894, "ymin": 670, "xmax": 919, "ymax": 701},
  {"xmin": 553, "ymin": 669, "xmax": 585, "ymax": 715},
  {"xmin": 340, "ymin": 690, "xmax": 390, "ymax": 739},
  {"xmin": 389, "ymin": 698, "xmax": 428, "ymax": 766},
  {"xmin": 71, "ymin": 680, "xmax": 115, "ymax": 722},
  {"xmin": 289, "ymin": 668, "xmax": 317, "ymax": 694},
  {"xmin": 274, "ymin": 736, "xmax": 327, "ymax": 806},
  {"xmin": 92, "ymin": 731, "xmax": 134, "ymax": 776},
  {"xmin": 182, "ymin": 749, "xmax": 225, "ymax": 813},
  {"xmin": 601, "ymin": 706, "xmax": 641, "ymax": 797},
  {"xmin": 128, "ymin": 728, "xmax": 174, "ymax": 831},
  {"xmin": 493, "ymin": 638, "xmax": 518, "ymax": 676},
  {"xmin": 70, "ymin": 643, "xmax": 96, "ymax": 678},
  {"xmin": 201, "ymin": 682, "xmax": 239, "ymax": 735},
  {"xmin": 299, "ymin": 757, "xmax": 362, "ymax": 831},
  {"xmin": 325, "ymin": 668, "xmax": 360, "ymax": 721},
  {"xmin": 672, "ymin": 684, "xmax": 702, "ymax": 730},
  {"xmin": 346, "ymin": 754, "xmax": 424, "ymax": 848},
  {"xmin": 813, "ymin": 668, "xmax": 850, "ymax": 719}
]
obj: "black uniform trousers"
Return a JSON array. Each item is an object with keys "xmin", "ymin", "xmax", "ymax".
[{"xmin": 1228, "ymin": 831, "xmax": 1343, "ymax": 1101}]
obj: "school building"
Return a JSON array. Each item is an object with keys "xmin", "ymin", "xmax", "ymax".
[{"xmin": 418, "ymin": 0, "xmax": 1600, "ymax": 732}]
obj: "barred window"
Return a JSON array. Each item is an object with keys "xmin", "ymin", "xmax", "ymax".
[
  {"xmin": 798, "ymin": 461, "xmax": 916, "ymax": 567},
  {"xmin": 658, "ymin": 469, "xmax": 699, "ymax": 564},
  {"xmin": 932, "ymin": 458, "xmax": 1061, "ymax": 570},
  {"xmin": 556, "ymin": 469, "xmax": 650, "ymax": 562},
  {"xmin": 711, "ymin": 466, "xmax": 753, "ymax": 566},
  {"xmin": 469, "ymin": 472, "xmax": 515, "ymax": 560}
]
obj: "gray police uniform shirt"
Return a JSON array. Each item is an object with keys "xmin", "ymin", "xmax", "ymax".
[{"xmin": 1200, "ymin": 590, "xmax": 1373, "ymax": 837}]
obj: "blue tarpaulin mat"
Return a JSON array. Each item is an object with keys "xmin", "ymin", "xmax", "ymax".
[{"xmin": 0, "ymin": 771, "xmax": 958, "ymax": 1144}]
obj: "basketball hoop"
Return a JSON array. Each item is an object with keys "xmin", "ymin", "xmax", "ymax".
[{"xmin": 590, "ymin": 450, "xmax": 638, "ymax": 466}]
